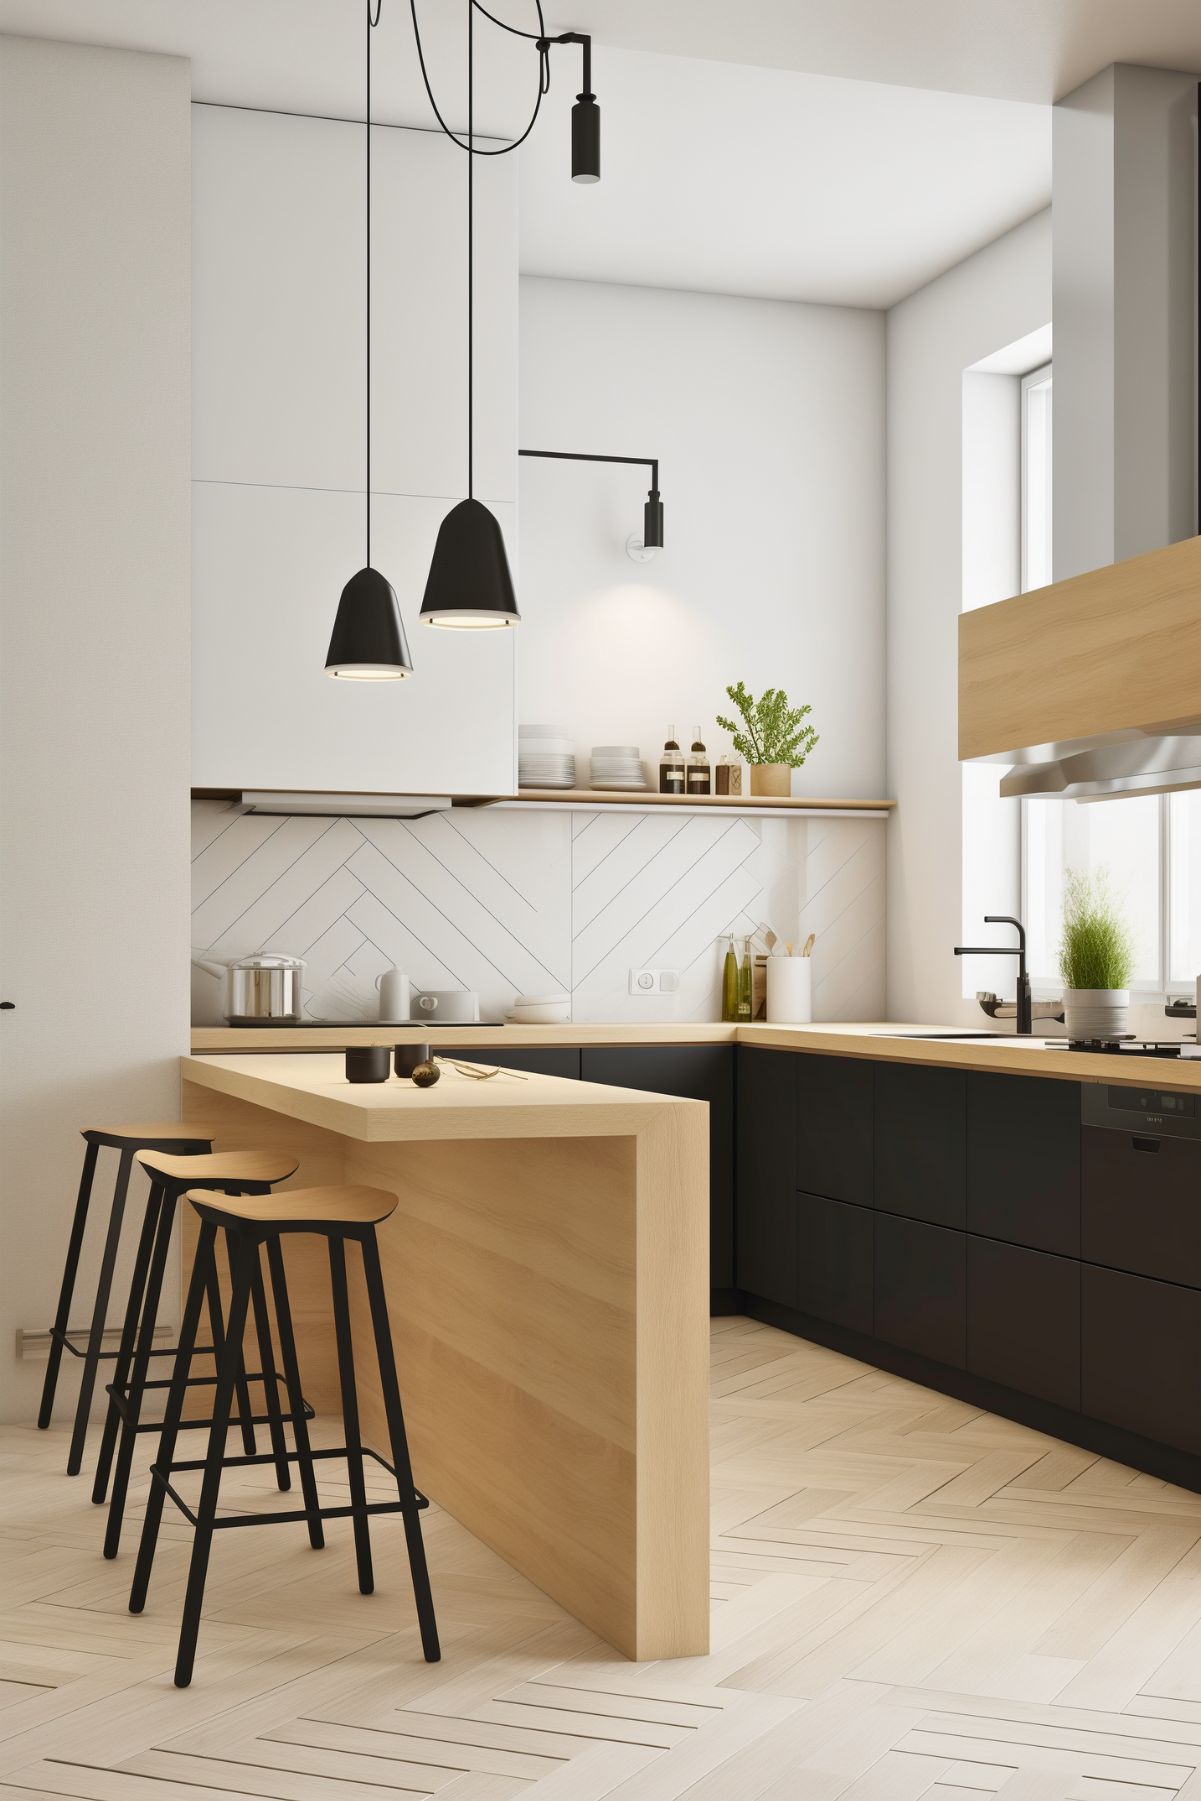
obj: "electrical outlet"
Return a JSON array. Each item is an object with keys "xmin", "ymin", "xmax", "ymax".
[{"xmin": 628, "ymin": 967, "xmax": 680, "ymax": 996}]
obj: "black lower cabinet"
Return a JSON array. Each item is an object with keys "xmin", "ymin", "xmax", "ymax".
[
  {"xmin": 967, "ymin": 1074, "xmax": 1080, "ymax": 1257},
  {"xmin": 874, "ymin": 1211, "xmax": 965, "ymax": 1368},
  {"xmin": 1083, "ymin": 1263, "xmax": 1201, "ymax": 1454},
  {"xmin": 967, "ymin": 1235, "xmax": 1080, "ymax": 1410},
  {"xmin": 874, "ymin": 1063, "xmax": 966, "ymax": 1228},
  {"xmin": 445, "ymin": 1045, "xmax": 581, "ymax": 1079},
  {"xmin": 795, "ymin": 1055, "xmax": 874, "ymax": 1207},
  {"xmin": 797, "ymin": 1192, "xmax": 873, "ymax": 1334},
  {"xmin": 736, "ymin": 1048, "xmax": 799, "ymax": 1308},
  {"xmin": 582, "ymin": 1045, "xmax": 735, "ymax": 1291}
]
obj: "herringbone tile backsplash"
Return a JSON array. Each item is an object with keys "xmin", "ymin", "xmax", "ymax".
[{"xmin": 191, "ymin": 799, "xmax": 885, "ymax": 1025}]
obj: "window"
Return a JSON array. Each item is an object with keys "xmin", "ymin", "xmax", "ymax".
[{"xmin": 1020, "ymin": 363, "xmax": 1198, "ymax": 997}]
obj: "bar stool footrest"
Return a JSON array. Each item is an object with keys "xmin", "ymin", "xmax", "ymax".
[
  {"xmin": 104, "ymin": 1375, "xmax": 316, "ymax": 1433},
  {"xmin": 51, "ymin": 1324, "xmax": 215, "ymax": 1363},
  {"xmin": 149, "ymin": 1445, "xmax": 429, "ymax": 1532}
]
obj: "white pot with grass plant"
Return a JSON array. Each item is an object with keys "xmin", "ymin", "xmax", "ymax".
[
  {"xmin": 716, "ymin": 682, "xmax": 819, "ymax": 798},
  {"xmin": 1059, "ymin": 869, "xmax": 1134, "ymax": 1042}
]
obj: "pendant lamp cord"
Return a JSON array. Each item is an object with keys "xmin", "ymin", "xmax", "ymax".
[
  {"xmin": 366, "ymin": 0, "xmax": 382, "ymax": 566},
  {"xmin": 467, "ymin": 0, "xmax": 474, "ymax": 500},
  {"xmin": 408, "ymin": 0, "xmax": 550, "ymax": 157}
]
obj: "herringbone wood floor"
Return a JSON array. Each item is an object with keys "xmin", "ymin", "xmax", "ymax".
[{"xmin": 5, "ymin": 1317, "xmax": 1201, "ymax": 1800}]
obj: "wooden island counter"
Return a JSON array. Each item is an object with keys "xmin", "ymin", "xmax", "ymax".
[{"xmin": 179, "ymin": 1052, "xmax": 709, "ymax": 1661}]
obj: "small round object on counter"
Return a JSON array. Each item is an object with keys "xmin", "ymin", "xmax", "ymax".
[
  {"xmin": 345, "ymin": 1046, "xmax": 390, "ymax": 1083},
  {"xmin": 394, "ymin": 1042, "xmax": 432, "ymax": 1078},
  {"xmin": 411, "ymin": 1059, "xmax": 440, "ymax": 1088}
]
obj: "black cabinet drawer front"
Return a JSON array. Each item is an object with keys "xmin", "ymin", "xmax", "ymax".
[
  {"xmin": 874, "ymin": 1063, "xmax": 966, "ymax": 1228},
  {"xmin": 874, "ymin": 1211, "xmax": 965, "ymax": 1368},
  {"xmin": 1082, "ymin": 1127, "xmax": 1201, "ymax": 1288},
  {"xmin": 966, "ymin": 1074, "xmax": 1080, "ymax": 1257},
  {"xmin": 967, "ymin": 1235, "xmax": 1080, "ymax": 1411},
  {"xmin": 798, "ymin": 1190, "xmax": 873, "ymax": 1335},
  {"xmin": 736, "ymin": 1048, "xmax": 799, "ymax": 1307},
  {"xmin": 1082, "ymin": 1264, "xmax": 1201, "ymax": 1454},
  {"xmin": 795, "ymin": 1054, "xmax": 874, "ymax": 1207}
]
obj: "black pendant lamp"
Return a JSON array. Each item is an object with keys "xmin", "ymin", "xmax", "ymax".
[
  {"xmin": 419, "ymin": 1, "xmax": 520, "ymax": 631},
  {"xmin": 326, "ymin": 0, "xmax": 413, "ymax": 679}
]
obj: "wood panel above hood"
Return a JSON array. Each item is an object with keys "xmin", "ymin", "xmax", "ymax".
[{"xmin": 959, "ymin": 534, "xmax": 1201, "ymax": 763}]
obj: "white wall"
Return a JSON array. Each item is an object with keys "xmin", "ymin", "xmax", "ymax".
[
  {"xmin": 0, "ymin": 37, "xmax": 191, "ymax": 1421},
  {"xmin": 886, "ymin": 210, "xmax": 1052, "ymax": 1025},
  {"xmin": 517, "ymin": 277, "xmax": 887, "ymax": 800}
]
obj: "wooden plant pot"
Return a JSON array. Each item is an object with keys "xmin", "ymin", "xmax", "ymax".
[{"xmin": 749, "ymin": 763, "xmax": 791, "ymax": 798}]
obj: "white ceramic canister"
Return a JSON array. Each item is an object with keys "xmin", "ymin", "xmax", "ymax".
[
  {"xmin": 375, "ymin": 967, "xmax": 410, "ymax": 1022},
  {"xmin": 765, "ymin": 956, "xmax": 812, "ymax": 1024}
]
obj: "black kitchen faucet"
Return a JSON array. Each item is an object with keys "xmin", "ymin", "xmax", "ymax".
[{"xmin": 954, "ymin": 915, "xmax": 1033, "ymax": 1035}]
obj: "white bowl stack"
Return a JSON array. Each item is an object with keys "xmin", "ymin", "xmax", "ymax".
[
  {"xmin": 507, "ymin": 991, "xmax": 571, "ymax": 1024},
  {"xmin": 518, "ymin": 724, "xmax": 575, "ymax": 790},
  {"xmin": 589, "ymin": 746, "xmax": 647, "ymax": 790}
]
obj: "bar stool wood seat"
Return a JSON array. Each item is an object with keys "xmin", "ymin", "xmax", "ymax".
[
  {"xmin": 131, "ymin": 1183, "xmax": 439, "ymax": 1687},
  {"xmin": 96, "ymin": 1147, "xmax": 303, "ymax": 1561},
  {"xmin": 39, "ymin": 1122, "xmax": 216, "ymax": 1475}
]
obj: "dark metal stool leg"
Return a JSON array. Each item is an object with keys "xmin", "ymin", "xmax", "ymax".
[
  {"xmin": 67, "ymin": 1147, "xmax": 134, "ymax": 1476},
  {"xmin": 361, "ymin": 1233, "xmax": 440, "ymax": 1661},
  {"xmin": 328, "ymin": 1237, "xmax": 373, "ymax": 1596},
  {"xmin": 203, "ymin": 1252, "xmax": 257, "ymax": 1461},
  {"xmin": 249, "ymin": 1249, "xmax": 290, "ymax": 1492},
  {"xmin": 174, "ymin": 1230, "xmax": 254, "ymax": 1689},
  {"xmin": 103, "ymin": 1191, "xmax": 177, "ymax": 1559},
  {"xmin": 266, "ymin": 1238, "xmax": 323, "ymax": 1550},
  {"xmin": 221, "ymin": 1234, "xmax": 258, "ymax": 1459},
  {"xmin": 130, "ymin": 1223, "xmax": 216, "ymax": 1616},
  {"xmin": 92, "ymin": 1185, "xmax": 164, "ymax": 1505},
  {"xmin": 39, "ymin": 1140, "xmax": 100, "ymax": 1430}
]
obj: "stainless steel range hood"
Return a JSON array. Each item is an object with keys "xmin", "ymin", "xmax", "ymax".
[{"xmin": 999, "ymin": 732, "xmax": 1201, "ymax": 801}]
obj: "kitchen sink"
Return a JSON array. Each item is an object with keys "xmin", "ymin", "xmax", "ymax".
[{"xmin": 872, "ymin": 1030, "xmax": 1040, "ymax": 1042}]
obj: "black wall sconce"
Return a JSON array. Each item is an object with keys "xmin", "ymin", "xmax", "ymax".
[{"xmin": 519, "ymin": 448, "xmax": 664, "ymax": 561}]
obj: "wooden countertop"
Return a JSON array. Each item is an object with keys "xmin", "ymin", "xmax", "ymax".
[
  {"xmin": 181, "ymin": 1051, "xmax": 706, "ymax": 1143},
  {"xmin": 189, "ymin": 1023, "xmax": 1201, "ymax": 1093}
]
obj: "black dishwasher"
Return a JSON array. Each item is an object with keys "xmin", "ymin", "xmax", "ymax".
[
  {"xmin": 1081, "ymin": 1081, "xmax": 1201, "ymax": 1455},
  {"xmin": 1081, "ymin": 1083, "xmax": 1201, "ymax": 1287}
]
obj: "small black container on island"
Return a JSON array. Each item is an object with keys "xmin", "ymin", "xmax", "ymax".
[
  {"xmin": 394, "ymin": 1042, "xmax": 432, "ymax": 1078},
  {"xmin": 345, "ymin": 1046, "xmax": 390, "ymax": 1083}
]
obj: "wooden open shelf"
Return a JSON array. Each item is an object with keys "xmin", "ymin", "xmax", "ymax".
[{"xmin": 494, "ymin": 788, "xmax": 895, "ymax": 817}]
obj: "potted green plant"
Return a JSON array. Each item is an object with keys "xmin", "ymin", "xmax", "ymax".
[
  {"xmin": 716, "ymin": 682, "xmax": 819, "ymax": 797},
  {"xmin": 1058, "ymin": 868, "xmax": 1134, "ymax": 1041}
]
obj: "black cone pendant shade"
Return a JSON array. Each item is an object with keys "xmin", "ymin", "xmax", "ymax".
[
  {"xmin": 326, "ymin": 567, "xmax": 414, "ymax": 676},
  {"xmin": 419, "ymin": 499, "xmax": 520, "ymax": 629}
]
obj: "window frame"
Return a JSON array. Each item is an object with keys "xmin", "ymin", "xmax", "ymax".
[{"xmin": 1019, "ymin": 362, "xmax": 1052, "ymax": 594}]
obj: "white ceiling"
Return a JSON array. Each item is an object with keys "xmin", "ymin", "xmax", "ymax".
[{"xmin": 0, "ymin": 0, "xmax": 1195, "ymax": 306}]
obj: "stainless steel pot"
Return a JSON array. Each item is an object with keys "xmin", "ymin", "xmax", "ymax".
[{"xmin": 193, "ymin": 951, "xmax": 305, "ymax": 1023}]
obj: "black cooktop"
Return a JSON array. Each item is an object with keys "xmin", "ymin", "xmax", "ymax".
[{"xmin": 1067, "ymin": 1038, "xmax": 1198, "ymax": 1058}]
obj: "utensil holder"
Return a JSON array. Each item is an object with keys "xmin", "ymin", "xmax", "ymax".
[{"xmin": 766, "ymin": 957, "xmax": 812, "ymax": 1024}]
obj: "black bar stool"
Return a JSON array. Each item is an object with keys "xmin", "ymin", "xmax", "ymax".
[
  {"xmin": 96, "ymin": 1147, "xmax": 303, "ymax": 1560},
  {"xmin": 39, "ymin": 1121, "xmax": 215, "ymax": 1475},
  {"xmin": 130, "ymin": 1183, "xmax": 440, "ymax": 1688}
]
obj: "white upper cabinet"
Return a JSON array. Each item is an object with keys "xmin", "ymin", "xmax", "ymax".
[{"xmin": 191, "ymin": 103, "xmax": 518, "ymax": 794}]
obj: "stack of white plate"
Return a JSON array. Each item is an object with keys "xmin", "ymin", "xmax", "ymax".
[
  {"xmin": 589, "ymin": 746, "xmax": 647, "ymax": 790},
  {"xmin": 519, "ymin": 723, "xmax": 575, "ymax": 789}
]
